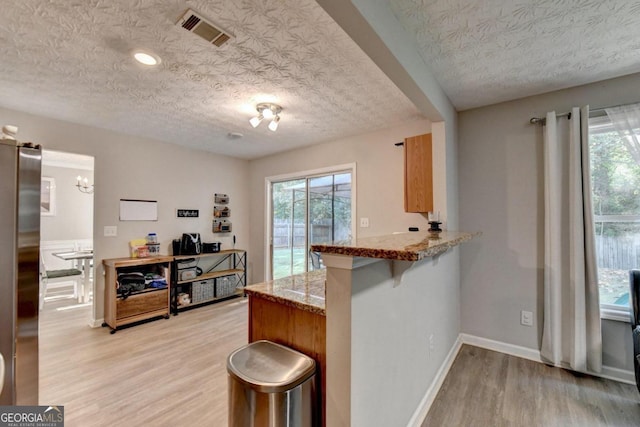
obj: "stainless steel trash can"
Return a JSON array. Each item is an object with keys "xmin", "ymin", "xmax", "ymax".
[{"xmin": 227, "ymin": 340, "xmax": 316, "ymax": 426}]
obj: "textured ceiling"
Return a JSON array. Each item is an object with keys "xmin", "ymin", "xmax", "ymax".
[
  {"xmin": 4, "ymin": 1, "xmax": 637, "ymax": 157},
  {"xmin": 390, "ymin": 0, "xmax": 640, "ymax": 110},
  {"xmin": 0, "ymin": 0, "xmax": 422, "ymax": 159}
]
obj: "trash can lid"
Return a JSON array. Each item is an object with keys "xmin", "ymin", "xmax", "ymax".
[{"xmin": 227, "ymin": 340, "xmax": 316, "ymax": 393}]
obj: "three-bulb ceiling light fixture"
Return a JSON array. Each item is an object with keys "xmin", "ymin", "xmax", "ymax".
[{"xmin": 249, "ymin": 103, "xmax": 282, "ymax": 132}]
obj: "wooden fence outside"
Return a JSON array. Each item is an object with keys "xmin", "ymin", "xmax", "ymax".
[
  {"xmin": 273, "ymin": 220, "xmax": 349, "ymax": 248},
  {"xmin": 595, "ymin": 234, "xmax": 640, "ymax": 270}
]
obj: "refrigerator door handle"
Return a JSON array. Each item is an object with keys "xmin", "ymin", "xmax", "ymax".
[{"xmin": 0, "ymin": 352, "xmax": 4, "ymax": 395}]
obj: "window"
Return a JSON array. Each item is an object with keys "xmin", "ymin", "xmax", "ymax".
[
  {"xmin": 267, "ymin": 165, "xmax": 355, "ymax": 280},
  {"xmin": 588, "ymin": 113, "xmax": 640, "ymax": 320}
]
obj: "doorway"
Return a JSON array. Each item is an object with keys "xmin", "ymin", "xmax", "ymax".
[
  {"xmin": 39, "ymin": 150, "xmax": 94, "ymax": 311},
  {"xmin": 267, "ymin": 164, "xmax": 356, "ymax": 280}
]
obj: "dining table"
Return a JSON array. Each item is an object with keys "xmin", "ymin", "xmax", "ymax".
[{"xmin": 52, "ymin": 250, "xmax": 93, "ymax": 303}]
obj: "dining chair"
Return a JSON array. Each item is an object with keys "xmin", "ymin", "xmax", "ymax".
[
  {"xmin": 39, "ymin": 255, "xmax": 83, "ymax": 310},
  {"xmin": 74, "ymin": 241, "xmax": 95, "ymax": 280},
  {"xmin": 309, "ymin": 250, "xmax": 322, "ymax": 270}
]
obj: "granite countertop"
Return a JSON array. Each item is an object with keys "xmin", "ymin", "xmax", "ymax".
[
  {"xmin": 310, "ymin": 231, "xmax": 479, "ymax": 261},
  {"xmin": 245, "ymin": 269, "xmax": 326, "ymax": 316}
]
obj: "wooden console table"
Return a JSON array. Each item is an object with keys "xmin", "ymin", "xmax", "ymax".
[{"xmin": 102, "ymin": 256, "xmax": 173, "ymax": 333}]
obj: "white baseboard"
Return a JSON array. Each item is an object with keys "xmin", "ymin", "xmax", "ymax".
[
  {"xmin": 459, "ymin": 333, "xmax": 543, "ymax": 363},
  {"xmin": 409, "ymin": 333, "xmax": 636, "ymax": 426},
  {"xmin": 407, "ymin": 336, "xmax": 463, "ymax": 427},
  {"xmin": 599, "ymin": 365, "xmax": 636, "ymax": 385},
  {"xmin": 459, "ymin": 333, "xmax": 635, "ymax": 385},
  {"xmin": 89, "ymin": 317, "xmax": 104, "ymax": 328}
]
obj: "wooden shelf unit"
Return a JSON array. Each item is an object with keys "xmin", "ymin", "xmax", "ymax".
[
  {"xmin": 103, "ymin": 255, "xmax": 173, "ymax": 333},
  {"xmin": 172, "ymin": 250, "xmax": 246, "ymax": 314}
]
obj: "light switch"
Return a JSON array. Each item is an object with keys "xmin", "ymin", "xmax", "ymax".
[{"xmin": 104, "ymin": 226, "xmax": 117, "ymax": 237}]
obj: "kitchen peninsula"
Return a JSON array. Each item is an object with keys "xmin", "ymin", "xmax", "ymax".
[
  {"xmin": 313, "ymin": 231, "xmax": 477, "ymax": 426},
  {"xmin": 245, "ymin": 270, "xmax": 327, "ymax": 426},
  {"xmin": 245, "ymin": 231, "xmax": 477, "ymax": 426}
]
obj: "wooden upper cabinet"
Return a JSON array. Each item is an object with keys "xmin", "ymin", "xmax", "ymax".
[{"xmin": 404, "ymin": 133, "xmax": 433, "ymax": 213}]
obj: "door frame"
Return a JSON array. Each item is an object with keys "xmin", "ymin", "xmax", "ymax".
[{"xmin": 264, "ymin": 163, "xmax": 357, "ymax": 281}]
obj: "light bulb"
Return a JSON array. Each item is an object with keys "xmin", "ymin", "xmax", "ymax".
[
  {"xmin": 262, "ymin": 107, "xmax": 274, "ymax": 120},
  {"xmin": 133, "ymin": 51, "xmax": 159, "ymax": 66},
  {"xmin": 249, "ymin": 114, "xmax": 263, "ymax": 128},
  {"xmin": 268, "ymin": 115, "xmax": 280, "ymax": 132}
]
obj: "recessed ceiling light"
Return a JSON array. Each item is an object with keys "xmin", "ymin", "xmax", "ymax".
[{"xmin": 133, "ymin": 51, "xmax": 160, "ymax": 66}]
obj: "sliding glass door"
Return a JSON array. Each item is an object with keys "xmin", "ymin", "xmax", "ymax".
[
  {"xmin": 270, "ymin": 171, "xmax": 352, "ymax": 280},
  {"xmin": 271, "ymin": 179, "xmax": 307, "ymax": 280}
]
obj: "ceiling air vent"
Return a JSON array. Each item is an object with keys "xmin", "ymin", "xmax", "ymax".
[{"xmin": 176, "ymin": 9, "xmax": 233, "ymax": 47}]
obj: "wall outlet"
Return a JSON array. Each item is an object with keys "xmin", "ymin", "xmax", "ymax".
[
  {"xmin": 521, "ymin": 310, "xmax": 533, "ymax": 326},
  {"xmin": 360, "ymin": 217, "xmax": 369, "ymax": 228},
  {"xmin": 429, "ymin": 334, "xmax": 435, "ymax": 353},
  {"xmin": 104, "ymin": 226, "xmax": 117, "ymax": 237}
]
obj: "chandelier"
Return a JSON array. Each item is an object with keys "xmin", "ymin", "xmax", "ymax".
[
  {"xmin": 249, "ymin": 103, "xmax": 282, "ymax": 132},
  {"xmin": 76, "ymin": 176, "xmax": 94, "ymax": 194}
]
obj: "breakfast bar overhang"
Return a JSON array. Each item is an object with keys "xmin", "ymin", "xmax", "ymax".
[{"xmin": 312, "ymin": 231, "xmax": 478, "ymax": 426}]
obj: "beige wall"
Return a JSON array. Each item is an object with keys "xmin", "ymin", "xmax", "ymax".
[
  {"xmin": 248, "ymin": 118, "xmax": 434, "ymax": 282},
  {"xmin": 458, "ymin": 72, "xmax": 640, "ymax": 373},
  {"xmin": 348, "ymin": 249, "xmax": 462, "ymax": 425},
  {"xmin": 3, "ymin": 104, "xmax": 443, "ymax": 329},
  {"xmin": 40, "ymin": 165, "xmax": 94, "ymax": 241},
  {"xmin": 1, "ymin": 106, "xmax": 250, "ymax": 325}
]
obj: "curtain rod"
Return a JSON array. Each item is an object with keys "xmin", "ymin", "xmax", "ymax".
[
  {"xmin": 530, "ymin": 101, "xmax": 640, "ymax": 125},
  {"xmin": 529, "ymin": 112, "xmax": 571, "ymax": 125}
]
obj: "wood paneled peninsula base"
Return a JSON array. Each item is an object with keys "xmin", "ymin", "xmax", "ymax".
[{"xmin": 244, "ymin": 270, "xmax": 326, "ymax": 427}]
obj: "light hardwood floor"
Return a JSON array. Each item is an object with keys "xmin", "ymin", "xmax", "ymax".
[
  {"xmin": 39, "ymin": 298, "xmax": 248, "ymax": 427},
  {"xmin": 423, "ymin": 345, "xmax": 640, "ymax": 427},
  {"xmin": 41, "ymin": 300, "xmax": 640, "ymax": 426}
]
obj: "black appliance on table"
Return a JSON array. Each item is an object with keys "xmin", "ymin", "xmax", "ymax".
[
  {"xmin": 178, "ymin": 233, "xmax": 201, "ymax": 255},
  {"xmin": 173, "ymin": 233, "xmax": 220, "ymax": 255}
]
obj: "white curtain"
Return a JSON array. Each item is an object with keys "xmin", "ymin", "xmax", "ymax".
[{"xmin": 540, "ymin": 106, "xmax": 602, "ymax": 373}]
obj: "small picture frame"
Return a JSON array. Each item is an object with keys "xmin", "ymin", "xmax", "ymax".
[
  {"xmin": 177, "ymin": 209, "xmax": 199, "ymax": 218},
  {"xmin": 41, "ymin": 177, "xmax": 56, "ymax": 216}
]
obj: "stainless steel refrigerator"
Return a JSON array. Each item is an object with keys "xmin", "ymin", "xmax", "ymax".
[{"xmin": 0, "ymin": 138, "xmax": 41, "ymax": 405}]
